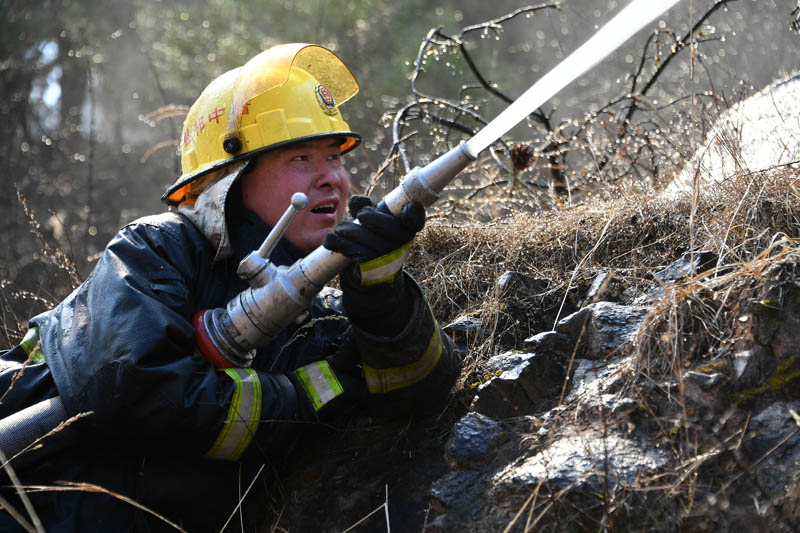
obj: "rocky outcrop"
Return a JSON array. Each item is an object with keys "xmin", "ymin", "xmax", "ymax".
[
  {"xmin": 425, "ymin": 247, "xmax": 800, "ymax": 531},
  {"xmin": 269, "ymin": 245, "xmax": 800, "ymax": 531},
  {"xmin": 428, "ymin": 293, "xmax": 657, "ymax": 530},
  {"xmin": 266, "ymin": 236, "xmax": 800, "ymax": 532}
]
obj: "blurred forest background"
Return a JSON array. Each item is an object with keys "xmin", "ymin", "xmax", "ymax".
[{"xmin": 1, "ymin": 0, "xmax": 799, "ymax": 345}]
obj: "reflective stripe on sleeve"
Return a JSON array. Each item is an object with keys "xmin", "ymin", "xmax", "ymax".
[
  {"xmin": 20, "ymin": 328, "xmax": 45, "ymax": 363},
  {"xmin": 294, "ymin": 361, "xmax": 344, "ymax": 411},
  {"xmin": 363, "ymin": 322, "xmax": 443, "ymax": 394},
  {"xmin": 204, "ymin": 368, "xmax": 262, "ymax": 461},
  {"xmin": 359, "ymin": 241, "xmax": 412, "ymax": 286}
]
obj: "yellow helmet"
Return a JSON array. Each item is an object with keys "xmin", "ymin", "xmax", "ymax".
[{"xmin": 163, "ymin": 43, "xmax": 361, "ymax": 205}]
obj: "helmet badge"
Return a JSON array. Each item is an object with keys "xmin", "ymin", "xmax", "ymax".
[{"xmin": 315, "ymin": 85, "xmax": 337, "ymax": 115}]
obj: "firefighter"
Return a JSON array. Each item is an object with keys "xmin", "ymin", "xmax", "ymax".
[{"xmin": 0, "ymin": 43, "xmax": 459, "ymax": 532}]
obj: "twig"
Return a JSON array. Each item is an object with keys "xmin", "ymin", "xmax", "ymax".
[
  {"xmin": 525, "ymin": 500, "xmax": 553, "ymax": 531},
  {"xmin": 218, "ymin": 463, "xmax": 266, "ymax": 533},
  {"xmin": 0, "ymin": 493, "xmax": 36, "ymax": 533},
  {"xmin": 624, "ymin": 0, "xmax": 741, "ymax": 124},
  {"xmin": 384, "ymin": 483, "xmax": 391, "ymax": 532},
  {"xmin": 2, "ymin": 411, "xmax": 92, "ymax": 469},
  {"xmin": 22, "ymin": 481, "xmax": 187, "ymax": 532},
  {"xmin": 340, "ymin": 502, "xmax": 387, "ymax": 533},
  {"xmin": 0, "ymin": 447, "xmax": 43, "ymax": 532},
  {"xmin": 502, "ymin": 484, "xmax": 539, "ymax": 533}
]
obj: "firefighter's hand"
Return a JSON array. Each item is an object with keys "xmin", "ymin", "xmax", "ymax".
[
  {"xmin": 323, "ymin": 195, "xmax": 425, "ymax": 286},
  {"xmin": 289, "ymin": 349, "xmax": 365, "ymax": 421},
  {"xmin": 324, "ymin": 196, "xmax": 424, "ymax": 336}
]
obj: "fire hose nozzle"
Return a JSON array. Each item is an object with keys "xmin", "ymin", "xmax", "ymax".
[
  {"xmin": 382, "ymin": 140, "xmax": 476, "ymax": 215},
  {"xmin": 195, "ymin": 192, "xmax": 315, "ymax": 368}
]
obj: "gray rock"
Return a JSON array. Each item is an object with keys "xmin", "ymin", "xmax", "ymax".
[
  {"xmin": 554, "ymin": 306, "xmax": 592, "ymax": 342},
  {"xmin": 564, "ymin": 359, "xmax": 609, "ymax": 403},
  {"xmin": 654, "ymin": 250, "xmax": 717, "ymax": 282},
  {"xmin": 750, "ymin": 401, "xmax": 800, "ymax": 438},
  {"xmin": 496, "ymin": 271, "xmax": 549, "ymax": 295},
  {"xmin": 761, "ymin": 282, "xmax": 800, "ymax": 361},
  {"xmin": 522, "ymin": 330, "xmax": 573, "ymax": 358},
  {"xmin": 733, "ymin": 346, "xmax": 772, "ymax": 388},
  {"xmin": 747, "ymin": 402, "xmax": 800, "ymax": 498},
  {"xmin": 429, "ymin": 469, "xmax": 486, "ymax": 514},
  {"xmin": 445, "ymin": 413, "xmax": 504, "ymax": 470},
  {"xmin": 493, "ymin": 430, "xmax": 668, "ymax": 492},
  {"xmin": 684, "ymin": 370, "xmax": 726, "ymax": 391},
  {"xmin": 483, "ymin": 351, "xmax": 530, "ymax": 374},
  {"xmin": 556, "ymin": 302, "xmax": 648, "ymax": 359},
  {"xmin": 633, "ymin": 286, "xmax": 666, "ymax": 306},
  {"xmin": 471, "ymin": 351, "xmax": 566, "ymax": 419},
  {"xmin": 443, "ymin": 315, "xmax": 491, "ymax": 355},
  {"xmin": 682, "ymin": 370, "xmax": 727, "ymax": 409},
  {"xmin": 564, "ymin": 358, "xmax": 630, "ymax": 404},
  {"xmin": 575, "ymin": 394, "xmax": 638, "ymax": 423},
  {"xmin": 581, "ymin": 270, "xmax": 614, "ymax": 306}
]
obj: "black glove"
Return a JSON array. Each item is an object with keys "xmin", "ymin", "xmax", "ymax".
[
  {"xmin": 323, "ymin": 195, "xmax": 425, "ymax": 285},
  {"xmin": 323, "ymin": 196, "xmax": 426, "ymax": 336},
  {"xmin": 288, "ymin": 347, "xmax": 366, "ymax": 421}
]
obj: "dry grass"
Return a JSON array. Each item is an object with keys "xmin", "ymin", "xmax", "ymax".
[
  {"xmin": 408, "ymin": 161, "xmax": 800, "ymax": 340},
  {"xmin": 1, "ymin": 191, "xmax": 82, "ymax": 349},
  {"xmin": 406, "ymin": 161, "xmax": 799, "ymax": 398}
]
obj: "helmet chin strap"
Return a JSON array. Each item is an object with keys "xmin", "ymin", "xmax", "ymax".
[{"xmin": 239, "ymin": 156, "xmax": 256, "ymax": 176}]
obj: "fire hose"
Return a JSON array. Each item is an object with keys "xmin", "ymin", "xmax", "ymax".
[{"xmin": 0, "ymin": 0, "xmax": 681, "ymax": 467}]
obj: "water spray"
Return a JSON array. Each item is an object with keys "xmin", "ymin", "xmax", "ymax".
[{"xmin": 466, "ymin": 0, "xmax": 682, "ymax": 156}]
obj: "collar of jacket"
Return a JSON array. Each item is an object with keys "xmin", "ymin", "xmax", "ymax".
[
  {"xmin": 177, "ymin": 161, "xmax": 305, "ymax": 267},
  {"xmin": 177, "ymin": 162, "xmax": 248, "ymax": 264}
]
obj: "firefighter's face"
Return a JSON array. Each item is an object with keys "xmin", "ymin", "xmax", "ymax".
[{"xmin": 241, "ymin": 138, "xmax": 350, "ymax": 254}]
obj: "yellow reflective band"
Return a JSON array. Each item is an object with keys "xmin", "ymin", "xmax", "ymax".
[
  {"xmin": 20, "ymin": 328, "xmax": 45, "ymax": 363},
  {"xmin": 359, "ymin": 241, "xmax": 412, "ymax": 286},
  {"xmin": 295, "ymin": 361, "xmax": 344, "ymax": 411},
  {"xmin": 204, "ymin": 368, "xmax": 261, "ymax": 461},
  {"xmin": 363, "ymin": 323, "xmax": 443, "ymax": 394}
]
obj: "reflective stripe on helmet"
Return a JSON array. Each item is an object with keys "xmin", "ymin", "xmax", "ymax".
[
  {"xmin": 358, "ymin": 241, "xmax": 413, "ymax": 286},
  {"xmin": 205, "ymin": 368, "xmax": 261, "ymax": 461},
  {"xmin": 363, "ymin": 321, "xmax": 443, "ymax": 394},
  {"xmin": 294, "ymin": 360, "xmax": 344, "ymax": 411},
  {"xmin": 20, "ymin": 328, "xmax": 45, "ymax": 363}
]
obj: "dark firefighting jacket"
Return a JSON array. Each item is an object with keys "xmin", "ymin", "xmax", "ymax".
[{"xmin": 0, "ymin": 176, "xmax": 459, "ymax": 531}]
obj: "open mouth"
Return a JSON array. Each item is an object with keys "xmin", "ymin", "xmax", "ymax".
[{"xmin": 311, "ymin": 203, "xmax": 336, "ymax": 214}]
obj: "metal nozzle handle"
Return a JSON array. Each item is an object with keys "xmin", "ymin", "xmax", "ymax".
[{"xmin": 255, "ymin": 192, "xmax": 308, "ymax": 259}]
